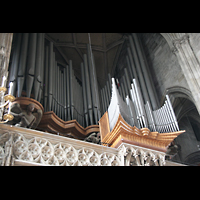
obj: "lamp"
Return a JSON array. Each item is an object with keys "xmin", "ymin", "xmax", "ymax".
[{"xmin": 0, "ymin": 76, "xmax": 15, "ymax": 123}]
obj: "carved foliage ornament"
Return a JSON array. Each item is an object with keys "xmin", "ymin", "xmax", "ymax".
[
  {"xmin": 0, "ymin": 132, "xmax": 122, "ymax": 166},
  {"xmin": 120, "ymin": 145, "xmax": 166, "ymax": 166}
]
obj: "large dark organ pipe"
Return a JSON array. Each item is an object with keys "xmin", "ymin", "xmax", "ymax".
[
  {"xmin": 83, "ymin": 54, "xmax": 93, "ymax": 125},
  {"xmin": 100, "ymin": 89, "xmax": 105, "ymax": 113},
  {"xmin": 118, "ymin": 84, "xmax": 122, "ymax": 97},
  {"xmin": 87, "ymin": 44, "xmax": 98, "ymax": 124},
  {"xmin": 58, "ymin": 67, "xmax": 61, "ymax": 118},
  {"xmin": 17, "ymin": 33, "xmax": 29, "ymax": 97},
  {"xmin": 38, "ymin": 33, "xmax": 45, "ymax": 103},
  {"xmin": 106, "ymin": 81, "xmax": 110, "ymax": 103},
  {"xmin": 122, "ymin": 76, "xmax": 129, "ymax": 98},
  {"xmin": 66, "ymin": 65, "xmax": 71, "ymax": 121},
  {"xmin": 69, "ymin": 60, "xmax": 74, "ymax": 120},
  {"xmin": 63, "ymin": 67, "xmax": 67, "ymax": 121},
  {"xmin": 92, "ymin": 52, "xmax": 101, "ymax": 121},
  {"xmin": 53, "ymin": 61, "xmax": 58, "ymax": 114},
  {"xmin": 100, "ymin": 88, "xmax": 104, "ymax": 113},
  {"xmin": 60, "ymin": 67, "xmax": 63, "ymax": 119},
  {"xmin": 104, "ymin": 85, "xmax": 109, "ymax": 109},
  {"xmin": 127, "ymin": 47, "xmax": 139, "ymax": 84},
  {"xmin": 48, "ymin": 41, "xmax": 53, "ymax": 111},
  {"xmin": 75, "ymin": 80, "xmax": 79, "ymax": 122},
  {"xmin": 81, "ymin": 62, "xmax": 89, "ymax": 127},
  {"xmin": 124, "ymin": 68, "xmax": 131, "ymax": 97},
  {"xmin": 51, "ymin": 52, "xmax": 56, "ymax": 112},
  {"xmin": 103, "ymin": 87, "xmax": 108, "ymax": 111},
  {"xmin": 59, "ymin": 67, "xmax": 62, "ymax": 118},
  {"xmin": 78, "ymin": 82, "xmax": 84, "ymax": 126},
  {"xmin": 125, "ymin": 55, "xmax": 134, "ymax": 82},
  {"xmin": 44, "ymin": 46, "xmax": 49, "ymax": 112},
  {"xmin": 128, "ymin": 35, "xmax": 150, "ymax": 105},
  {"xmin": 9, "ymin": 33, "xmax": 22, "ymax": 96},
  {"xmin": 56, "ymin": 66, "xmax": 59, "ymax": 116},
  {"xmin": 108, "ymin": 73, "xmax": 112, "ymax": 94},
  {"xmin": 61, "ymin": 69, "xmax": 64, "ymax": 120},
  {"xmin": 120, "ymin": 82, "xmax": 126, "ymax": 101},
  {"xmin": 26, "ymin": 33, "xmax": 37, "ymax": 98},
  {"xmin": 132, "ymin": 33, "xmax": 159, "ymax": 110},
  {"xmin": 137, "ymin": 34, "xmax": 160, "ymax": 108},
  {"xmin": 73, "ymin": 73, "xmax": 77, "ymax": 120},
  {"xmin": 34, "ymin": 33, "xmax": 44, "ymax": 101}
]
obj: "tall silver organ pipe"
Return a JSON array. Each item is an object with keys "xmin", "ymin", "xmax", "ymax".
[{"xmin": 107, "ymin": 77, "xmax": 180, "ymax": 133}]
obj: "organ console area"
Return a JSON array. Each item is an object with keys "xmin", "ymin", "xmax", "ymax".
[{"xmin": 6, "ymin": 33, "xmax": 184, "ymax": 143}]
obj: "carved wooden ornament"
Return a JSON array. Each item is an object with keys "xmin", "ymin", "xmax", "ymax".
[{"xmin": 99, "ymin": 111, "xmax": 185, "ymax": 152}]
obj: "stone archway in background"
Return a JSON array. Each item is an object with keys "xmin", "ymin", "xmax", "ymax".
[
  {"xmin": 160, "ymin": 33, "xmax": 200, "ymax": 115},
  {"xmin": 166, "ymin": 86, "xmax": 200, "ymax": 164}
]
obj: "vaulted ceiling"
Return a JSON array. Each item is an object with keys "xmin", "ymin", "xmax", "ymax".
[{"xmin": 45, "ymin": 33, "xmax": 128, "ymax": 88}]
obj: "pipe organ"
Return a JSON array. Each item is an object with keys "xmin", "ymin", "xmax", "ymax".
[
  {"xmin": 7, "ymin": 33, "xmax": 179, "ymax": 135},
  {"xmin": 107, "ymin": 77, "xmax": 180, "ymax": 133},
  {"xmin": 7, "ymin": 33, "xmax": 102, "ymax": 128}
]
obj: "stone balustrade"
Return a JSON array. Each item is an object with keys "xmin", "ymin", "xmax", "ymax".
[
  {"xmin": 0, "ymin": 124, "xmax": 124, "ymax": 166},
  {"xmin": 0, "ymin": 124, "xmax": 185, "ymax": 166}
]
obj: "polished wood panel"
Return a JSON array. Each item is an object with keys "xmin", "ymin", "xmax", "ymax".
[
  {"xmin": 99, "ymin": 113, "xmax": 185, "ymax": 152},
  {"xmin": 11, "ymin": 97, "xmax": 99, "ymax": 140},
  {"xmin": 38, "ymin": 111, "xmax": 99, "ymax": 139},
  {"xmin": 98, "ymin": 111, "xmax": 110, "ymax": 142}
]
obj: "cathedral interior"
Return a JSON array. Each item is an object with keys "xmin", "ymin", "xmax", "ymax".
[{"xmin": 5, "ymin": 33, "xmax": 200, "ymax": 165}]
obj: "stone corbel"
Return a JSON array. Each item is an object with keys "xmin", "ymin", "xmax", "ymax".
[
  {"xmin": 1, "ymin": 132, "xmax": 15, "ymax": 166},
  {"xmin": 132, "ymin": 148, "xmax": 141, "ymax": 166},
  {"xmin": 150, "ymin": 152, "xmax": 159, "ymax": 166},
  {"xmin": 158, "ymin": 154, "xmax": 166, "ymax": 166},
  {"xmin": 118, "ymin": 145, "xmax": 126, "ymax": 166},
  {"xmin": 140, "ymin": 150, "xmax": 147, "ymax": 166}
]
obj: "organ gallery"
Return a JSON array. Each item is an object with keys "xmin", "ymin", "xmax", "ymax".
[{"xmin": 0, "ymin": 33, "xmax": 200, "ymax": 166}]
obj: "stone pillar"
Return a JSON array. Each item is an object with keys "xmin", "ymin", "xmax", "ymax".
[
  {"xmin": 0, "ymin": 33, "xmax": 13, "ymax": 82},
  {"xmin": 0, "ymin": 33, "xmax": 13, "ymax": 121},
  {"xmin": 167, "ymin": 34, "xmax": 200, "ymax": 115}
]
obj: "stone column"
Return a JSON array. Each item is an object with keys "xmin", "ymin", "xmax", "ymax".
[
  {"xmin": 0, "ymin": 33, "xmax": 13, "ymax": 121},
  {"xmin": 168, "ymin": 34, "xmax": 200, "ymax": 115},
  {"xmin": 0, "ymin": 33, "xmax": 13, "ymax": 83}
]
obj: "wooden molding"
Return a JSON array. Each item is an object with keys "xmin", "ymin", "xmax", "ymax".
[
  {"xmin": 99, "ymin": 113, "xmax": 185, "ymax": 152},
  {"xmin": 11, "ymin": 97, "xmax": 99, "ymax": 139},
  {"xmin": 38, "ymin": 111, "xmax": 99, "ymax": 139}
]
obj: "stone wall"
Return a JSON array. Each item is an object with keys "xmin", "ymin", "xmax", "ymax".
[
  {"xmin": 140, "ymin": 33, "xmax": 200, "ymax": 164},
  {"xmin": 139, "ymin": 33, "xmax": 189, "ymax": 103},
  {"xmin": 188, "ymin": 33, "xmax": 200, "ymax": 64}
]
